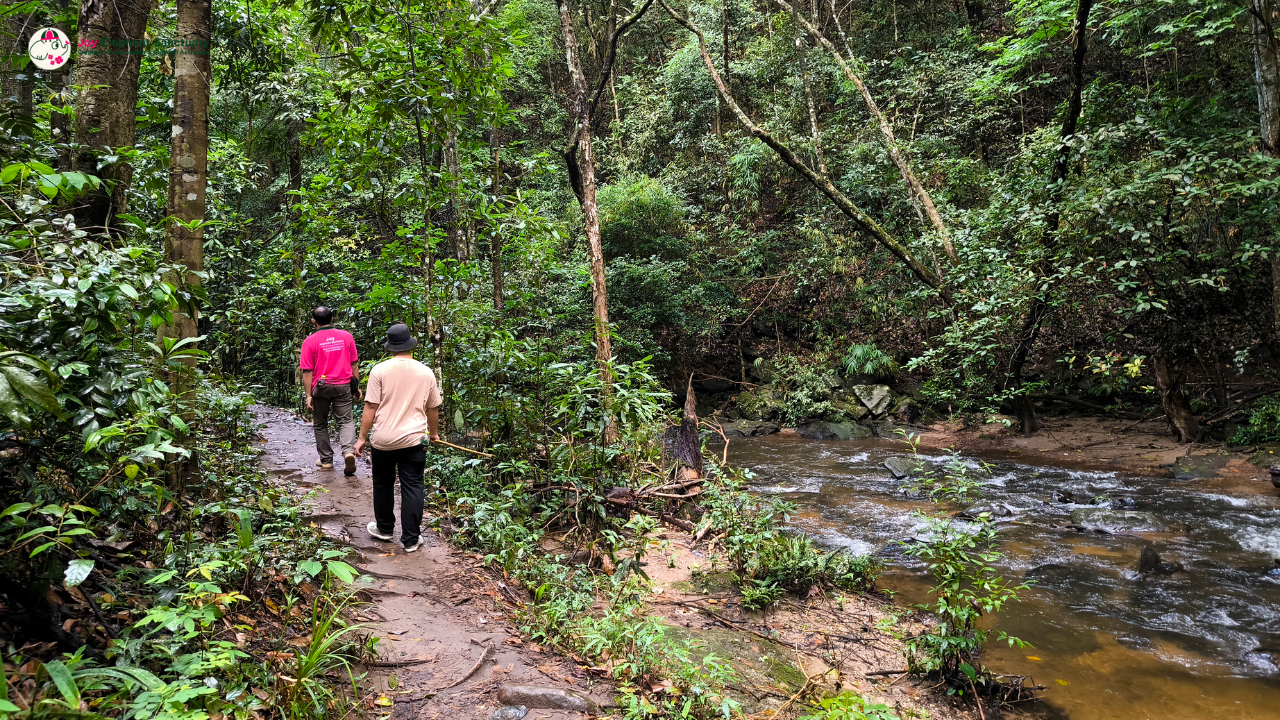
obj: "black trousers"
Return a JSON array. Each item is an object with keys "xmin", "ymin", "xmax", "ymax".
[{"xmin": 370, "ymin": 444, "xmax": 426, "ymax": 548}]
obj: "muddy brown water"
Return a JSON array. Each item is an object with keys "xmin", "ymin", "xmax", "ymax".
[{"xmin": 721, "ymin": 435, "xmax": 1280, "ymax": 720}]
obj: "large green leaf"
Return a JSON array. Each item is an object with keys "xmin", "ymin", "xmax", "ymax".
[
  {"xmin": 2, "ymin": 365, "xmax": 63, "ymax": 416},
  {"xmin": 42, "ymin": 660, "xmax": 80, "ymax": 707},
  {"xmin": 0, "ymin": 374, "xmax": 32, "ymax": 427}
]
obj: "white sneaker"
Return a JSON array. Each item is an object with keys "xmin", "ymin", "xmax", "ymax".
[
  {"xmin": 403, "ymin": 539, "xmax": 423, "ymax": 553},
  {"xmin": 367, "ymin": 521, "xmax": 393, "ymax": 541}
]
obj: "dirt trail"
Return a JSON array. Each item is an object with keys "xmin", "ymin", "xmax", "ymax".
[{"xmin": 252, "ymin": 405, "xmax": 610, "ymax": 720}]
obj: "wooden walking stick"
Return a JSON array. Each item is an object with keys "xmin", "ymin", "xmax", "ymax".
[{"xmin": 425, "ymin": 437, "xmax": 494, "ymax": 458}]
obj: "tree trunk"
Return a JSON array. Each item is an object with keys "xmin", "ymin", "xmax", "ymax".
[
  {"xmin": 1154, "ymin": 357, "xmax": 1200, "ymax": 443},
  {"xmin": 2, "ymin": 2, "xmax": 33, "ymax": 123},
  {"xmin": 558, "ymin": 0, "xmax": 617, "ymax": 442},
  {"xmin": 673, "ymin": 374, "xmax": 703, "ymax": 477},
  {"xmin": 72, "ymin": 0, "xmax": 152, "ymax": 233},
  {"xmin": 160, "ymin": 0, "xmax": 210, "ymax": 349},
  {"xmin": 1250, "ymin": 0, "xmax": 1280, "ymax": 336},
  {"xmin": 491, "ymin": 125, "xmax": 503, "ymax": 313},
  {"xmin": 792, "ymin": 1, "xmax": 825, "ymax": 174},
  {"xmin": 1006, "ymin": 0, "xmax": 1093, "ymax": 434},
  {"xmin": 288, "ymin": 119, "xmax": 304, "ymax": 288},
  {"xmin": 444, "ymin": 128, "xmax": 468, "ymax": 263}
]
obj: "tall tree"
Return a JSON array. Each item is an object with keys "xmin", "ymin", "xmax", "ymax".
[
  {"xmin": 71, "ymin": 0, "xmax": 151, "ymax": 232},
  {"xmin": 2, "ymin": 0, "xmax": 33, "ymax": 122},
  {"xmin": 558, "ymin": 0, "xmax": 616, "ymax": 440},
  {"xmin": 1251, "ymin": 0, "xmax": 1280, "ymax": 336},
  {"xmin": 161, "ymin": 0, "xmax": 211, "ymax": 347}
]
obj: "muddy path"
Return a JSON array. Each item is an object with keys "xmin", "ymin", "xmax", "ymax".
[{"xmin": 252, "ymin": 405, "xmax": 611, "ymax": 720}]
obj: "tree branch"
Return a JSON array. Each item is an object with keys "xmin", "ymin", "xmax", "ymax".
[{"xmin": 657, "ymin": 0, "xmax": 952, "ymax": 304}]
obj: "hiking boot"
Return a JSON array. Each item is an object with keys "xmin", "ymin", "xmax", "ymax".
[
  {"xmin": 403, "ymin": 539, "xmax": 423, "ymax": 553},
  {"xmin": 316, "ymin": 459, "xmax": 334, "ymax": 470},
  {"xmin": 367, "ymin": 521, "xmax": 394, "ymax": 542},
  {"xmin": 343, "ymin": 453, "xmax": 356, "ymax": 476}
]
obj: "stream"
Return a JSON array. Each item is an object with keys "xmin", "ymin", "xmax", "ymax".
[{"xmin": 722, "ymin": 435, "xmax": 1280, "ymax": 720}]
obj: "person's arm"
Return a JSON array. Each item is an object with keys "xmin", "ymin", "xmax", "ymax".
[
  {"xmin": 350, "ymin": 361, "xmax": 361, "ymax": 399},
  {"xmin": 354, "ymin": 401, "xmax": 378, "ymax": 456},
  {"xmin": 302, "ymin": 370, "xmax": 314, "ymax": 409},
  {"xmin": 426, "ymin": 405, "xmax": 439, "ymax": 443}
]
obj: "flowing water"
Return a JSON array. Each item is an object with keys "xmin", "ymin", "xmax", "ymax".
[{"xmin": 722, "ymin": 435, "xmax": 1280, "ymax": 720}]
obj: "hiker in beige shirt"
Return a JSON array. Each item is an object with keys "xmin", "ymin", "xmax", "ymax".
[{"xmin": 353, "ymin": 323, "xmax": 442, "ymax": 552}]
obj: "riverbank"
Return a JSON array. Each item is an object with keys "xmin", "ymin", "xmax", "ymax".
[
  {"xmin": 256, "ymin": 405, "xmax": 990, "ymax": 719},
  {"xmin": 914, "ymin": 414, "xmax": 1272, "ymax": 484}
]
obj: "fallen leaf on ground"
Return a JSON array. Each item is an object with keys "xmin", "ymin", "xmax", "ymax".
[
  {"xmin": 1026, "ymin": 656, "xmax": 1041, "ymax": 661},
  {"xmin": 1056, "ymin": 679, "xmax": 1070, "ymax": 686}
]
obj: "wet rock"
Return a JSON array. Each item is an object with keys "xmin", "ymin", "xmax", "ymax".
[
  {"xmin": 489, "ymin": 707, "xmax": 528, "ymax": 720},
  {"xmin": 749, "ymin": 359, "xmax": 774, "ymax": 383},
  {"xmin": 1270, "ymin": 464, "xmax": 1280, "ymax": 489},
  {"xmin": 1070, "ymin": 508, "xmax": 1169, "ymax": 534},
  {"xmin": 884, "ymin": 456, "xmax": 922, "ymax": 479},
  {"xmin": 957, "ymin": 503, "xmax": 1014, "ymax": 519},
  {"xmin": 1054, "ymin": 491, "xmax": 1076, "ymax": 504},
  {"xmin": 871, "ymin": 421, "xmax": 904, "ymax": 439},
  {"xmin": 821, "ymin": 373, "xmax": 844, "ymax": 392},
  {"xmin": 849, "ymin": 384, "xmax": 894, "ymax": 415},
  {"xmin": 1137, "ymin": 547, "xmax": 1182, "ymax": 574},
  {"xmin": 721, "ymin": 420, "xmax": 780, "ymax": 437},
  {"xmin": 496, "ymin": 686, "xmax": 599, "ymax": 714},
  {"xmin": 736, "ymin": 388, "xmax": 782, "ymax": 420},
  {"xmin": 1169, "ymin": 454, "xmax": 1230, "ymax": 481},
  {"xmin": 799, "ymin": 421, "xmax": 872, "ymax": 441}
]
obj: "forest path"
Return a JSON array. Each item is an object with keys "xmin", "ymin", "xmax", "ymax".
[{"xmin": 251, "ymin": 405, "xmax": 611, "ymax": 720}]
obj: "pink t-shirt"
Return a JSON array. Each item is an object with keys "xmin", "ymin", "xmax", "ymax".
[{"xmin": 299, "ymin": 328, "xmax": 358, "ymax": 389}]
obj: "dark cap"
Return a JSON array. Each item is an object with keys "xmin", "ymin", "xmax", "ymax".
[{"xmin": 383, "ymin": 323, "xmax": 418, "ymax": 352}]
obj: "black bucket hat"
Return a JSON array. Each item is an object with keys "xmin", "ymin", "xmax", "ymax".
[{"xmin": 383, "ymin": 323, "xmax": 419, "ymax": 352}]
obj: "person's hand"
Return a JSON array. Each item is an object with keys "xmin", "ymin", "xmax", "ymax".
[
  {"xmin": 354, "ymin": 438, "xmax": 366, "ymax": 457},
  {"xmin": 305, "ymin": 395, "xmax": 313, "ymax": 410},
  {"xmin": 428, "ymin": 432, "xmax": 440, "ymax": 444}
]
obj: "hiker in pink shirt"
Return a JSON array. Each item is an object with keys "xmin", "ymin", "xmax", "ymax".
[{"xmin": 299, "ymin": 307, "xmax": 360, "ymax": 475}]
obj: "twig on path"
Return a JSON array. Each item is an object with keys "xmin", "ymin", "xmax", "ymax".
[
  {"xmin": 366, "ymin": 657, "xmax": 440, "ymax": 667},
  {"xmin": 1116, "ymin": 409, "xmax": 1163, "ymax": 433},
  {"xmin": 864, "ymin": 669, "xmax": 907, "ymax": 677},
  {"xmin": 433, "ymin": 642, "xmax": 493, "ymax": 691}
]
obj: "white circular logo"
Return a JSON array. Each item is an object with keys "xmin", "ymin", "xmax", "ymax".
[{"xmin": 28, "ymin": 28, "xmax": 71, "ymax": 70}]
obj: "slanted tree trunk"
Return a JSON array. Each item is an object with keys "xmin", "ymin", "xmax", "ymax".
[
  {"xmin": 160, "ymin": 0, "xmax": 210, "ymax": 350},
  {"xmin": 1250, "ymin": 1, "xmax": 1280, "ymax": 336},
  {"xmin": 558, "ymin": 0, "xmax": 617, "ymax": 442},
  {"xmin": 72, "ymin": 0, "xmax": 152, "ymax": 233},
  {"xmin": 785, "ymin": 0, "xmax": 953, "ymax": 262},
  {"xmin": 659, "ymin": 0, "xmax": 952, "ymax": 305},
  {"xmin": 1154, "ymin": 357, "xmax": 1200, "ymax": 443}
]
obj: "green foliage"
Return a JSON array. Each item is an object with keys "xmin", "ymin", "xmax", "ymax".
[
  {"xmin": 1229, "ymin": 395, "xmax": 1280, "ymax": 445},
  {"xmin": 799, "ymin": 691, "xmax": 900, "ymax": 720},
  {"xmin": 842, "ymin": 342, "xmax": 896, "ymax": 379},
  {"xmin": 599, "ymin": 175, "xmax": 690, "ymax": 261},
  {"xmin": 901, "ymin": 516, "xmax": 1031, "ymax": 687}
]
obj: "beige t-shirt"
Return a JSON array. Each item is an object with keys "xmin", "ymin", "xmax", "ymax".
[{"xmin": 365, "ymin": 357, "xmax": 443, "ymax": 450}]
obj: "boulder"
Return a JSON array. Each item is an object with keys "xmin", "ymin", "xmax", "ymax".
[
  {"xmin": 821, "ymin": 373, "xmax": 844, "ymax": 392},
  {"xmin": 849, "ymin": 384, "xmax": 894, "ymax": 415},
  {"xmin": 871, "ymin": 421, "xmax": 904, "ymax": 439},
  {"xmin": 884, "ymin": 456, "xmax": 922, "ymax": 479},
  {"xmin": 799, "ymin": 422, "xmax": 871, "ymax": 441},
  {"xmin": 736, "ymin": 388, "xmax": 782, "ymax": 420},
  {"xmin": 1137, "ymin": 547, "xmax": 1182, "ymax": 575},
  {"xmin": 1271, "ymin": 464, "xmax": 1280, "ymax": 489},
  {"xmin": 1070, "ymin": 508, "xmax": 1169, "ymax": 534},
  {"xmin": 1169, "ymin": 454, "xmax": 1230, "ymax": 481},
  {"xmin": 490, "ymin": 707, "xmax": 528, "ymax": 720},
  {"xmin": 957, "ymin": 503, "xmax": 1014, "ymax": 520},
  {"xmin": 829, "ymin": 400, "xmax": 869, "ymax": 422},
  {"xmin": 721, "ymin": 420, "xmax": 780, "ymax": 437},
  {"xmin": 749, "ymin": 359, "xmax": 774, "ymax": 383},
  {"xmin": 496, "ymin": 686, "xmax": 599, "ymax": 714},
  {"xmin": 695, "ymin": 377, "xmax": 735, "ymax": 393},
  {"xmin": 890, "ymin": 396, "xmax": 922, "ymax": 424}
]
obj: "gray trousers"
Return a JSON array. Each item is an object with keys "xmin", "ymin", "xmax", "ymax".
[{"xmin": 312, "ymin": 381, "xmax": 355, "ymax": 462}]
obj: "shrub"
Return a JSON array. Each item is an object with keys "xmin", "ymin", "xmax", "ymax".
[
  {"xmin": 843, "ymin": 342, "xmax": 897, "ymax": 380},
  {"xmin": 1229, "ymin": 395, "xmax": 1280, "ymax": 445},
  {"xmin": 799, "ymin": 691, "xmax": 900, "ymax": 720}
]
